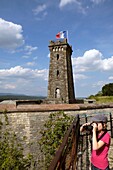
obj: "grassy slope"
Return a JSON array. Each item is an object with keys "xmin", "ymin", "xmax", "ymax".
[{"xmin": 89, "ymin": 96, "xmax": 113, "ymax": 104}]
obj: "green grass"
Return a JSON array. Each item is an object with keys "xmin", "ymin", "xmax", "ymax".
[{"xmin": 89, "ymin": 96, "xmax": 113, "ymax": 104}]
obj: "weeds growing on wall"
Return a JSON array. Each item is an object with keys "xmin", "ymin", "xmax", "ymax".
[
  {"xmin": 0, "ymin": 110, "xmax": 35, "ymax": 170},
  {"xmin": 38, "ymin": 111, "xmax": 74, "ymax": 169}
]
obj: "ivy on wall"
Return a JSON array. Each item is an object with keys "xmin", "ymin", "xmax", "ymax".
[
  {"xmin": 0, "ymin": 110, "xmax": 35, "ymax": 170},
  {"xmin": 38, "ymin": 111, "xmax": 74, "ymax": 169}
]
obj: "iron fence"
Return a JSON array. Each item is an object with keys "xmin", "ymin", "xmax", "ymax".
[
  {"xmin": 48, "ymin": 114, "xmax": 80, "ymax": 170},
  {"xmin": 48, "ymin": 112, "xmax": 113, "ymax": 170}
]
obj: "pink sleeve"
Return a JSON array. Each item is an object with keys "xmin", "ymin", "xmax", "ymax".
[{"xmin": 101, "ymin": 132, "xmax": 110, "ymax": 145}]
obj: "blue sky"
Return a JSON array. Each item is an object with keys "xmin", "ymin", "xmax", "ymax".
[{"xmin": 0, "ymin": 0, "xmax": 113, "ymax": 98}]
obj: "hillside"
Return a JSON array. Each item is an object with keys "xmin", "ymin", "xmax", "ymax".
[{"xmin": 0, "ymin": 93, "xmax": 46, "ymax": 102}]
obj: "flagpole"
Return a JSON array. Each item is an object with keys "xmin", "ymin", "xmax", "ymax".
[{"xmin": 67, "ymin": 30, "xmax": 69, "ymax": 43}]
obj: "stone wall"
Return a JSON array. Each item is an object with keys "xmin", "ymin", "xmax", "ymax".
[{"xmin": 0, "ymin": 102, "xmax": 113, "ymax": 168}]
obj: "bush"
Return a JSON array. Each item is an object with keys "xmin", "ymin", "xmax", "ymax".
[
  {"xmin": 0, "ymin": 110, "xmax": 34, "ymax": 170},
  {"xmin": 39, "ymin": 111, "xmax": 74, "ymax": 169}
]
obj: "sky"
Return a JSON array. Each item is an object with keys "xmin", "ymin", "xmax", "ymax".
[{"xmin": 0, "ymin": 0, "xmax": 113, "ymax": 98}]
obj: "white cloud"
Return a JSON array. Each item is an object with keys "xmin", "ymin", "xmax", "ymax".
[
  {"xmin": 90, "ymin": 0, "xmax": 105, "ymax": 4},
  {"xmin": 0, "ymin": 66, "xmax": 48, "ymax": 79},
  {"xmin": 59, "ymin": 0, "xmax": 105, "ymax": 13},
  {"xmin": 0, "ymin": 66, "xmax": 48, "ymax": 93},
  {"xmin": 24, "ymin": 45, "xmax": 38, "ymax": 55},
  {"xmin": 61, "ymin": 0, "xmax": 106, "ymax": 8},
  {"xmin": 0, "ymin": 18, "xmax": 24, "ymax": 50},
  {"xmin": 33, "ymin": 4, "xmax": 47, "ymax": 15},
  {"xmin": 92, "ymin": 81, "xmax": 105, "ymax": 88},
  {"xmin": 109, "ymin": 76, "xmax": 113, "ymax": 80},
  {"xmin": 47, "ymin": 53, "xmax": 50, "ymax": 58},
  {"xmin": 74, "ymin": 74, "xmax": 87, "ymax": 80},
  {"xmin": 59, "ymin": 0, "xmax": 86, "ymax": 14},
  {"xmin": 72, "ymin": 49, "xmax": 113, "ymax": 74},
  {"xmin": 0, "ymin": 66, "xmax": 29, "ymax": 76},
  {"xmin": 4, "ymin": 84, "xmax": 16, "ymax": 89},
  {"xmin": 72, "ymin": 49, "xmax": 103, "ymax": 73},
  {"xmin": 100, "ymin": 56, "xmax": 113, "ymax": 71},
  {"xmin": 22, "ymin": 55, "xmax": 30, "ymax": 59},
  {"xmin": 72, "ymin": 49, "xmax": 113, "ymax": 96},
  {"xmin": 59, "ymin": 0, "xmax": 76, "ymax": 7},
  {"xmin": 26, "ymin": 62, "xmax": 35, "ymax": 66}
]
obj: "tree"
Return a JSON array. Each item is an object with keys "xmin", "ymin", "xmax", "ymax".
[
  {"xmin": 0, "ymin": 110, "xmax": 35, "ymax": 170},
  {"xmin": 102, "ymin": 83, "xmax": 113, "ymax": 96},
  {"xmin": 95, "ymin": 91, "xmax": 103, "ymax": 96}
]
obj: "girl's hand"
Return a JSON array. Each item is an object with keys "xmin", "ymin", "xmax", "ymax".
[
  {"xmin": 80, "ymin": 122, "xmax": 91, "ymax": 132},
  {"xmin": 92, "ymin": 123, "xmax": 98, "ymax": 131},
  {"xmin": 82, "ymin": 122, "xmax": 91, "ymax": 127}
]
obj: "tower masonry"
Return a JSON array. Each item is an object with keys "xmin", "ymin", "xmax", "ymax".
[{"xmin": 47, "ymin": 38, "xmax": 75, "ymax": 104}]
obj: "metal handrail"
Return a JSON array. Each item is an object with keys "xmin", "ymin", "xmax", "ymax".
[
  {"xmin": 48, "ymin": 114, "xmax": 80, "ymax": 170},
  {"xmin": 48, "ymin": 112, "xmax": 113, "ymax": 170}
]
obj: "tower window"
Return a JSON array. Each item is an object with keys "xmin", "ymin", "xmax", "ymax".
[
  {"xmin": 57, "ymin": 70, "xmax": 59, "ymax": 77},
  {"xmin": 56, "ymin": 54, "xmax": 59, "ymax": 60}
]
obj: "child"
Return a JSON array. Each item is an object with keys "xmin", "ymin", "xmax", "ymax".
[{"xmin": 80, "ymin": 114, "xmax": 111, "ymax": 170}]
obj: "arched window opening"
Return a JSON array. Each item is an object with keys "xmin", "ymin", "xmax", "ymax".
[
  {"xmin": 57, "ymin": 70, "xmax": 59, "ymax": 77},
  {"xmin": 56, "ymin": 54, "xmax": 59, "ymax": 60},
  {"xmin": 55, "ymin": 88, "xmax": 60, "ymax": 98}
]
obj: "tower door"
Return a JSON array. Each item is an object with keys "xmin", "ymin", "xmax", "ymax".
[{"xmin": 55, "ymin": 88, "xmax": 60, "ymax": 98}]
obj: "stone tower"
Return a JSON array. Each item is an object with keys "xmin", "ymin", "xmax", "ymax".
[{"xmin": 47, "ymin": 38, "xmax": 75, "ymax": 104}]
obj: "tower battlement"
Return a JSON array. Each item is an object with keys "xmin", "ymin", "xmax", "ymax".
[
  {"xmin": 49, "ymin": 38, "xmax": 67, "ymax": 45},
  {"xmin": 49, "ymin": 39, "xmax": 72, "ymax": 51}
]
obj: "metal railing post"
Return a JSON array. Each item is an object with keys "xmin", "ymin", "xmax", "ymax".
[
  {"xmin": 85, "ymin": 115, "xmax": 90, "ymax": 170},
  {"xmin": 110, "ymin": 113, "xmax": 113, "ymax": 138}
]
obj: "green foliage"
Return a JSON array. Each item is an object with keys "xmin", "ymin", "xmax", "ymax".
[
  {"xmin": 102, "ymin": 83, "xmax": 113, "ymax": 96},
  {"xmin": 88, "ymin": 95, "xmax": 95, "ymax": 99},
  {"xmin": 0, "ymin": 110, "xmax": 34, "ymax": 170},
  {"xmin": 39, "ymin": 111, "xmax": 74, "ymax": 169},
  {"xmin": 88, "ymin": 96, "xmax": 113, "ymax": 103},
  {"xmin": 95, "ymin": 91, "xmax": 103, "ymax": 97},
  {"xmin": 88, "ymin": 83, "xmax": 113, "ymax": 101}
]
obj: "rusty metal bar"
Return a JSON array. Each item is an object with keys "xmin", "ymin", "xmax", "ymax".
[
  {"xmin": 48, "ymin": 115, "xmax": 80, "ymax": 170},
  {"xmin": 80, "ymin": 135, "xmax": 83, "ymax": 170},
  {"xmin": 110, "ymin": 113, "xmax": 113, "ymax": 138},
  {"xmin": 85, "ymin": 115, "xmax": 90, "ymax": 170},
  {"xmin": 68, "ymin": 115, "xmax": 80, "ymax": 170}
]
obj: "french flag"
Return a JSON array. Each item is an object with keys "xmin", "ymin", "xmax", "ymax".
[{"xmin": 56, "ymin": 31, "xmax": 67, "ymax": 39}]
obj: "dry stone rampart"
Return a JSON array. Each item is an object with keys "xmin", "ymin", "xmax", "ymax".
[{"xmin": 0, "ymin": 102, "xmax": 113, "ymax": 169}]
